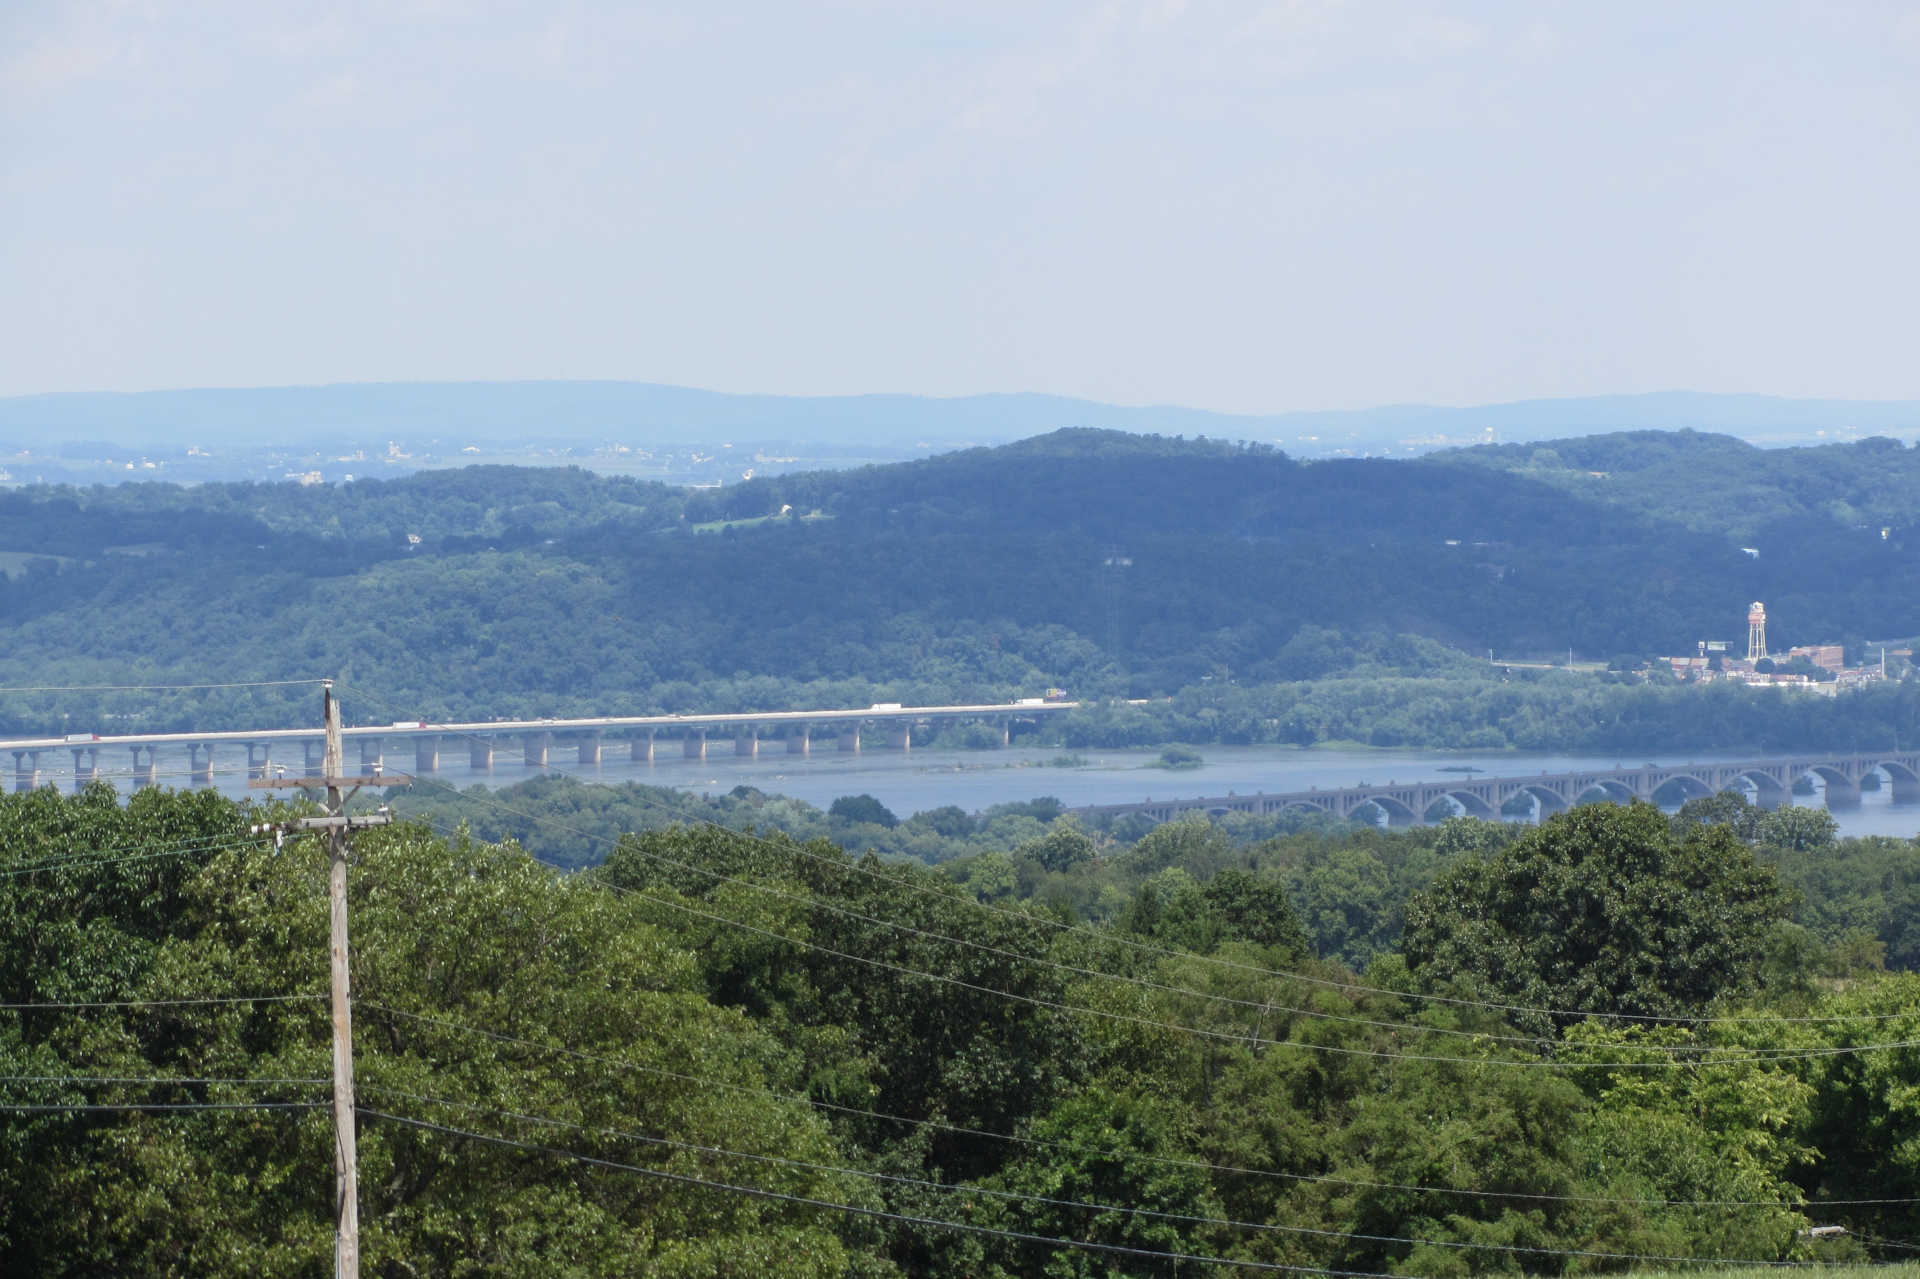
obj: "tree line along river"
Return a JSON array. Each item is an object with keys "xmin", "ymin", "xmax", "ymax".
[{"xmin": 148, "ymin": 740, "xmax": 1920, "ymax": 839}]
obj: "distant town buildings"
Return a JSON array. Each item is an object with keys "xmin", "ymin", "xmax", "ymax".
[{"xmin": 1654, "ymin": 602, "xmax": 1906, "ymax": 694}]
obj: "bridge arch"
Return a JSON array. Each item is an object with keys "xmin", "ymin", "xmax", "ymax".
[
  {"xmin": 1511, "ymin": 783, "xmax": 1570, "ymax": 818},
  {"xmin": 1649, "ymin": 774, "xmax": 1716, "ymax": 805},
  {"xmin": 1440, "ymin": 789, "xmax": 1497, "ymax": 818},
  {"xmin": 1794, "ymin": 763, "xmax": 1855, "ymax": 788},
  {"xmin": 1349, "ymin": 794, "xmax": 1420, "ymax": 826},
  {"xmin": 1570, "ymin": 780, "xmax": 1636, "ymax": 808},
  {"xmin": 1861, "ymin": 759, "xmax": 1920, "ymax": 784},
  {"xmin": 1722, "ymin": 769, "xmax": 1791, "ymax": 804}
]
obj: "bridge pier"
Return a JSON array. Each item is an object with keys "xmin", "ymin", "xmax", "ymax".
[
  {"xmin": 630, "ymin": 733, "xmax": 653, "ymax": 764},
  {"xmin": 998, "ymin": 718, "xmax": 1011, "ymax": 748},
  {"xmin": 304, "ymin": 739, "xmax": 325, "ymax": 777},
  {"xmin": 188, "ymin": 743, "xmax": 215, "ymax": 787},
  {"xmin": 1744, "ymin": 775, "xmax": 1791, "ymax": 808},
  {"xmin": 838, "ymin": 726, "xmax": 861, "ymax": 754},
  {"xmin": 129, "ymin": 744, "xmax": 156, "ymax": 789},
  {"xmin": 735, "ymin": 732, "xmax": 758, "ymax": 758},
  {"xmin": 523, "ymin": 732, "xmax": 550, "ymax": 769},
  {"xmin": 684, "ymin": 730, "xmax": 706, "ymax": 761},
  {"xmin": 888, "ymin": 725, "xmax": 912, "ymax": 752},
  {"xmin": 469, "ymin": 739, "xmax": 493, "ymax": 771},
  {"xmin": 357, "ymin": 738, "xmax": 384, "ymax": 777},
  {"xmin": 577, "ymin": 733, "xmax": 601, "ymax": 766},
  {"xmin": 70, "ymin": 745, "xmax": 97, "ymax": 791},
  {"xmin": 12, "ymin": 749, "xmax": 39, "ymax": 793},
  {"xmin": 245, "ymin": 742, "xmax": 272, "ymax": 781},
  {"xmin": 414, "ymin": 736, "xmax": 439, "ymax": 774},
  {"xmin": 1821, "ymin": 776, "xmax": 1862, "ymax": 808},
  {"xmin": 787, "ymin": 727, "xmax": 810, "ymax": 755},
  {"xmin": 1892, "ymin": 776, "xmax": 1920, "ymax": 803}
]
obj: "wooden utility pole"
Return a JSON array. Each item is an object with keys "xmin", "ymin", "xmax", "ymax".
[{"xmin": 251, "ymin": 680, "xmax": 409, "ymax": 1279}]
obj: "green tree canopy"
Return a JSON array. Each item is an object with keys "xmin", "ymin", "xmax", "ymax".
[{"xmin": 1402, "ymin": 802, "xmax": 1792, "ymax": 1035}]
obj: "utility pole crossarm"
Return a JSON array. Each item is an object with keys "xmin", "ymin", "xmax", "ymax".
[{"xmin": 253, "ymin": 814, "xmax": 397, "ymax": 833}]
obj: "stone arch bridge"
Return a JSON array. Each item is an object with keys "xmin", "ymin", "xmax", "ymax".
[{"xmin": 1075, "ymin": 753, "xmax": 1920, "ymax": 827}]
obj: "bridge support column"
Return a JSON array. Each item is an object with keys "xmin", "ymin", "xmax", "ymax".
[
  {"xmin": 888, "ymin": 725, "xmax": 912, "ymax": 752},
  {"xmin": 304, "ymin": 740, "xmax": 325, "ymax": 778},
  {"xmin": 357, "ymin": 738, "xmax": 384, "ymax": 777},
  {"xmin": 414, "ymin": 736, "xmax": 439, "ymax": 774},
  {"xmin": 129, "ymin": 744, "xmax": 156, "ymax": 789},
  {"xmin": 70, "ymin": 746, "xmax": 98, "ymax": 791},
  {"xmin": 838, "ymin": 726, "xmax": 861, "ymax": 754},
  {"xmin": 683, "ymin": 731, "xmax": 706, "ymax": 761},
  {"xmin": 998, "ymin": 718, "xmax": 1011, "ymax": 748},
  {"xmin": 12, "ymin": 750, "xmax": 39, "ymax": 793},
  {"xmin": 523, "ymin": 733, "xmax": 550, "ymax": 769},
  {"xmin": 734, "ymin": 732, "xmax": 757, "ymax": 758},
  {"xmin": 188, "ymin": 743, "xmax": 215, "ymax": 787},
  {"xmin": 245, "ymin": 742, "xmax": 272, "ymax": 781},
  {"xmin": 1822, "ymin": 777, "xmax": 1862, "ymax": 808},
  {"xmin": 787, "ymin": 728, "xmax": 809, "ymax": 755},
  {"xmin": 469, "ymin": 740, "xmax": 493, "ymax": 771},
  {"xmin": 630, "ymin": 734, "xmax": 653, "ymax": 764},
  {"xmin": 1893, "ymin": 776, "xmax": 1920, "ymax": 803},
  {"xmin": 577, "ymin": 733, "xmax": 601, "ymax": 766}
]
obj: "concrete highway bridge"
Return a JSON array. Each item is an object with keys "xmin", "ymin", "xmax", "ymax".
[
  {"xmin": 2, "ymin": 701, "xmax": 1081, "ymax": 792},
  {"xmin": 1075, "ymin": 753, "xmax": 1920, "ymax": 826}
]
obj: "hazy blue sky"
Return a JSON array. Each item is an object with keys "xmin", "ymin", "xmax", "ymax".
[{"xmin": 3, "ymin": 1, "xmax": 1917, "ymax": 412}]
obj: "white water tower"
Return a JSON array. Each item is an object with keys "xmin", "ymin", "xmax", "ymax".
[{"xmin": 1747, "ymin": 601, "xmax": 1768, "ymax": 662}]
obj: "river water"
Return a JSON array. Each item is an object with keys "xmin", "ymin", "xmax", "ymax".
[{"xmin": 151, "ymin": 740, "xmax": 1920, "ymax": 840}]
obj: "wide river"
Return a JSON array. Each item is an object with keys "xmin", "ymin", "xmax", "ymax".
[{"xmin": 162, "ymin": 740, "xmax": 1920, "ymax": 839}]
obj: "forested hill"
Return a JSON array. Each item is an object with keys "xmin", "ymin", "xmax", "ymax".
[
  {"xmin": 1436, "ymin": 428, "xmax": 1920, "ymax": 541},
  {"xmin": 1, "ymin": 428, "xmax": 1918, "ymax": 733}
]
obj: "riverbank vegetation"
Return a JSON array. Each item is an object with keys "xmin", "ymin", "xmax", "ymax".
[{"xmin": 7, "ymin": 781, "xmax": 1920, "ymax": 1275}]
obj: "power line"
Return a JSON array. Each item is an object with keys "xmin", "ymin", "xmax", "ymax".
[
  {"xmin": 0, "ymin": 1074, "xmax": 328, "ymax": 1086},
  {"xmin": 386, "ymin": 808, "xmax": 1920, "ymax": 1071},
  {"xmin": 531, "ymin": 843, "xmax": 1920, "ymax": 1069},
  {"xmin": 362, "ymin": 1000, "xmax": 1920, "ymax": 1209},
  {"xmin": 0, "ymin": 679, "xmax": 328, "ymax": 693},
  {"xmin": 0, "ymin": 993, "xmax": 321, "ymax": 1011},
  {"xmin": 2, "ymin": 826, "xmax": 254, "ymax": 865},
  {"xmin": 526, "ymin": 810, "xmax": 1607, "ymax": 1052},
  {"xmin": 357, "ymin": 1083, "xmax": 1814, "ymax": 1268},
  {"xmin": 0, "ymin": 835, "xmax": 261, "ymax": 880},
  {"xmin": 356, "ymin": 1105, "xmax": 1419, "ymax": 1278},
  {"xmin": 0, "ymin": 1100, "xmax": 325, "ymax": 1113},
  {"xmin": 401, "ymin": 807, "xmax": 1803, "ymax": 1057},
  {"xmin": 338, "ymin": 681, "xmax": 1916, "ymax": 1029}
]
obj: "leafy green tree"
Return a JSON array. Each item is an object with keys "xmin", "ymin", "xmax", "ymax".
[
  {"xmin": 1670, "ymin": 790, "xmax": 1763, "ymax": 842},
  {"xmin": 828, "ymin": 793, "xmax": 899, "ymax": 829},
  {"xmin": 0, "ymin": 787, "xmax": 889, "ymax": 1277},
  {"xmin": 1198, "ymin": 869, "xmax": 1310, "ymax": 959},
  {"xmin": 1402, "ymin": 802, "xmax": 1792, "ymax": 1034},
  {"xmin": 976, "ymin": 1087, "xmax": 1223, "ymax": 1276},
  {"xmin": 1790, "ymin": 974, "xmax": 1920, "ymax": 1234},
  {"xmin": 1123, "ymin": 818, "xmax": 1233, "ymax": 877},
  {"xmin": 1016, "ymin": 821, "xmax": 1097, "ymax": 874},
  {"xmin": 1757, "ymin": 804, "xmax": 1839, "ymax": 851}
]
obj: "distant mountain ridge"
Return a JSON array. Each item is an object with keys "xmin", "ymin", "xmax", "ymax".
[
  {"xmin": 3, "ymin": 426, "xmax": 1920, "ymax": 735},
  {"xmin": 2, "ymin": 382, "xmax": 1916, "ymax": 456}
]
